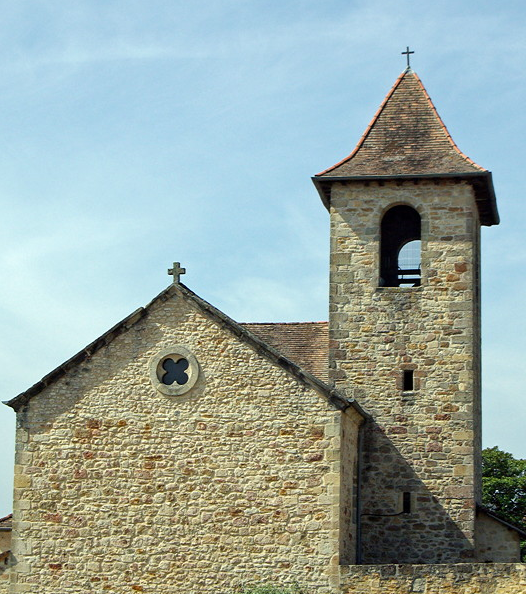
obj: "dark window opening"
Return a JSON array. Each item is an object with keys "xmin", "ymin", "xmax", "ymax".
[
  {"xmin": 403, "ymin": 370, "xmax": 414, "ymax": 391},
  {"xmin": 402, "ymin": 492, "xmax": 412, "ymax": 514},
  {"xmin": 161, "ymin": 357, "xmax": 189, "ymax": 385},
  {"xmin": 380, "ymin": 205, "xmax": 421, "ymax": 287}
]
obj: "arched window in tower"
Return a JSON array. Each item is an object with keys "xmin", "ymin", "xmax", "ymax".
[{"xmin": 380, "ymin": 205, "xmax": 421, "ymax": 287}]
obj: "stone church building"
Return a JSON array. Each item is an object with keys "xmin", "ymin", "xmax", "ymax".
[{"xmin": 2, "ymin": 68, "xmax": 526, "ymax": 593}]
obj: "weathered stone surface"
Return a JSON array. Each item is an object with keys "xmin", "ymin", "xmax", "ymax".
[
  {"xmin": 476, "ymin": 511, "xmax": 522, "ymax": 563},
  {"xmin": 340, "ymin": 563, "xmax": 526, "ymax": 594},
  {"xmin": 9, "ymin": 295, "xmax": 359, "ymax": 593},
  {"xmin": 327, "ymin": 179, "xmax": 512, "ymax": 563},
  {"xmin": 4, "ymin": 69, "xmax": 521, "ymax": 593}
]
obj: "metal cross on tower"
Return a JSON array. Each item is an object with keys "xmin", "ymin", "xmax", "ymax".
[
  {"xmin": 401, "ymin": 46, "xmax": 414, "ymax": 69},
  {"xmin": 168, "ymin": 262, "xmax": 186, "ymax": 283}
]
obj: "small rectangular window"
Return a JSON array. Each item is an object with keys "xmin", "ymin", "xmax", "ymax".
[
  {"xmin": 402, "ymin": 492, "xmax": 412, "ymax": 514},
  {"xmin": 403, "ymin": 370, "xmax": 414, "ymax": 391}
]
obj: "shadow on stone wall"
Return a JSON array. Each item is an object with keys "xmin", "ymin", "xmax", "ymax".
[{"xmin": 358, "ymin": 419, "xmax": 474, "ymax": 564}]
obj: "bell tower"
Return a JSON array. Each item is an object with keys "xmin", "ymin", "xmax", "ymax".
[{"xmin": 313, "ymin": 68, "xmax": 499, "ymax": 564}]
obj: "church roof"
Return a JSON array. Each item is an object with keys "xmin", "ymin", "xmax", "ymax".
[
  {"xmin": 313, "ymin": 69, "xmax": 499, "ymax": 226},
  {"xmin": 241, "ymin": 322, "xmax": 328, "ymax": 382},
  {"xmin": 0, "ymin": 514, "xmax": 12, "ymax": 531},
  {"xmin": 5, "ymin": 285, "xmax": 364, "ymax": 419},
  {"xmin": 477, "ymin": 505, "xmax": 526, "ymax": 539}
]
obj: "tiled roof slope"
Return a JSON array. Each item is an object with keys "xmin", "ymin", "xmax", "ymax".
[
  {"xmin": 313, "ymin": 69, "xmax": 499, "ymax": 225},
  {"xmin": 318, "ymin": 69, "xmax": 483, "ymax": 177},
  {"xmin": 241, "ymin": 322, "xmax": 328, "ymax": 382},
  {"xmin": 7, "ymin": 286, "xmax": 363, "ymax": 417},
  {"xmin": 0, "ymin": 514, "xmax": 12, "ymax": 530}
]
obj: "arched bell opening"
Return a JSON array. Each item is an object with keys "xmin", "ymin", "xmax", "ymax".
[{"xmin": 380, "ymin": 205, "xmax": 421, "ymax": 287}]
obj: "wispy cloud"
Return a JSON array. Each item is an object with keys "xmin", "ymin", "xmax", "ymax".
[{"xmin": 2, "ymin": 0, "xmax": 526, "ymax": 517}]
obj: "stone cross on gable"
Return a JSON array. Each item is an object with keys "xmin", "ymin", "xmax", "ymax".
[{"xmin": 168, "ymin": 262, "xmax": 186, "ymax": 283}]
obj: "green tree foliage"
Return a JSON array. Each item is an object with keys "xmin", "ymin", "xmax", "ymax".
[{"xmin": 482, "ymin": 446, "xmax": 526, "ymax": 560}]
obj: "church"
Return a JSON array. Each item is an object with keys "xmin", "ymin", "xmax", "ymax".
[{"xmin": 2, "ymin": 66, "xmax": 526, "ymax": 593}]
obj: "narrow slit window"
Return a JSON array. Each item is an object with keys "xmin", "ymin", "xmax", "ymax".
[
  {"xmin": 402, "ymin": 492, "xmax": 412, "ymax": 514},
  {"xmin": 403, "ymin": 370, "xmax": 414, "ymax": 391}
]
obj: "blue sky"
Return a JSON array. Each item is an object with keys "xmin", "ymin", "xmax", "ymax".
[{"xmin": 1, "ymin": 0, "xmax": 526, "ymax": 516}]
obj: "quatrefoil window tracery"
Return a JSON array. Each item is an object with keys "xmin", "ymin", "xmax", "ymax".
[
  {"xmin": 149, "ymin": 346, "xmax": 199, "ymax": 396},
  {"xmin": 161, "ymin": 357, "xmax": 189, "ymax": 386}
]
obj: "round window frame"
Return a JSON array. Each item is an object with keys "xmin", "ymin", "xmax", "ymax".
[{"xmin": 149, "ymin": 346, "xmax": 199, "ymax": 396}]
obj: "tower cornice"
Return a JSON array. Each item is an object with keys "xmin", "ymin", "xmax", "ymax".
[{"xmin": 313, "ymin": 70, "xmax": 499, "ymax": 225}]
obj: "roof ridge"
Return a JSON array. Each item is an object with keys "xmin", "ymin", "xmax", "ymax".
[
  {"xmin": 477, "ymin": 504, "xmax": 526, "ymax": 538},
  {"xmin": 5, "ymin": 283, "xmax": 366, "ymax": 419},
  {"xmin": 317, "ymin": 70, "xmax": 486, "ymax": 178},
  {"xmin": 176, "ymin": 284, "xmax": 364, "ymax": 415},
  {"xmin": 411, "ymin": 71, "xmax": 486, "ymax": 173},
  {"xmin": 241, "ymin": 321, "xmax": 328, "ymax": 326},
  {"xmin": 6, "ymin": 284, "xmax": 176, "ymax": 410},
  {"xmin": 312, "ymin": 69, "xmax": 499, "ymax": 225},
  {"xmin": 316, "ymin": 70, "xmax": 408, "ymax": 177}
]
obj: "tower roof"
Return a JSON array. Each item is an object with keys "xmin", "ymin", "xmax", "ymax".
[{"xmin": 313, "ymin": 69, "xmax": 499, "ymax": 225}]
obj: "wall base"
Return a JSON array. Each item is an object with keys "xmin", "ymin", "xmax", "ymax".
[{"xmin": 340, "ymin": 563, "xmax": 526, "ymax": 594}]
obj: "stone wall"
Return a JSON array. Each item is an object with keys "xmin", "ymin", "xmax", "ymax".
[
  {"xmin": 339, "ymin": 408, "xmax": 361, "ymax": 565},
  {"xmin": 476, "ymin": 511, "xmax": 521, "ymax": 562},
  {"xmin": 340, "ymin": 563, "xmax": 526, "ymax": 594},
  {"xmin": 329, "ymin": 180, "xmax": 486, "ymax": 563},
  {"xmin": 0, "ymin": 528, "xmax": 11, "ymax": 594},
  {"xmin": 0, "ymin": 532, "xmax": 10, "ymax": 554},
  {"xmin": 9, "ymin": 294, "xmax": 358, "ymax": 593},
  {"xmin": 0, "ymin": 557, "xmax": 9, "ymax": 594}
]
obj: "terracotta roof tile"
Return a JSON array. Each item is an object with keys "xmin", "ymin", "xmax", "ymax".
[
  {"xmin": 0, "ymin": 515, "xmax": 12, "ymax": 530},
  {"xmin": 241, "ymin": 322, "xmax": 328, "ymax": 382},
  {"xmin": 313, "ymin": 69, "xmax": 499, "ymax": 225},
  {"xmin": 318, "ymin": 70, "xmax": 483, "ymax": 178},
  {"xmin": 8, "ymin": 288, "xmax": 363, "ymax": 416}
]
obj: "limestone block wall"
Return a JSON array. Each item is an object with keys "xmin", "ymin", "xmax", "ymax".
[
  {"xmin": 329, "ymin": 180, "xmax": 483, "ymax": 563},
  {"xmin": 475, "ymin": 512, "xmax": 521, "ymax": 562},
  {"xmin": 9, "ymin": 294, "xmax": 355, "ymax": 594},
  {"xmin": 0, "ymin": 525, "xmax": 12, "ymax": 593},
  {"xmin": 0, "ymin": 558, "xmax": 10, "ymax": 594},
  {"xmin": 0, "ymin": 533, "xmax": 10, "ymax": 554},
  {"xmin": 340, "ymin": 563, "xmax": 526, "ymax": 594},
  {"xmin": 339, "ymin": 408, "xmax": 361, "ymax": 565}
]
